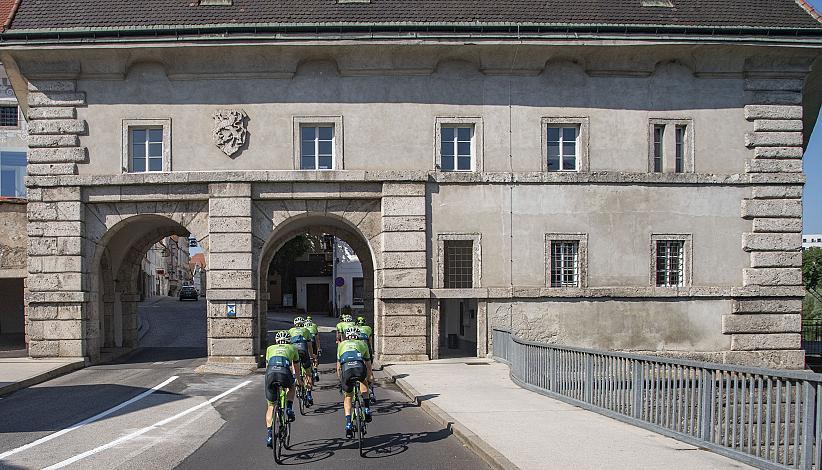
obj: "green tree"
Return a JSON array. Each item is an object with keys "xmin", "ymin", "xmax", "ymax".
[{"xmin": 805, "ymin": 248, "xmax": 822, "ymax": 301}]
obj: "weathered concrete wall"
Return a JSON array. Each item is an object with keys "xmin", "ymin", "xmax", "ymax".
[{"xmin": 0, "ymin": 201, "xmax": 26, "ymax": 277}]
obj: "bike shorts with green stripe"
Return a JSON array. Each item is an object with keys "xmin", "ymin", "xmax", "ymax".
[
  {"xmin": 340, "ymin": 361, "xmax": 367, "ymax": 395},
  {"xmin": 265, "ymin": 365, "xmax": 294, "ymax": 406}
]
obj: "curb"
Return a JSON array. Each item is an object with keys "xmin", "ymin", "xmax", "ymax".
[
  {"xmin": 0, "ymin": 360, "xmax": 86, "ymax": 397},
  {"xmin": 383, "ymin": 365, "xmax": 519, "ymax": 470}
]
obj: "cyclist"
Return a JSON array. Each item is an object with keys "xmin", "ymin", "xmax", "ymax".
[
  {"xmin": 289, "ymin": 317, "xmax": 315, "ymax": 407},
  {"xmin": 356, "ymin": 316, "xmax": 376, "ymax": 402},
  {"xmin": 337, "ymin": 326, "xmax": 373, "ymax": 437},
  {"xmin": 335, "ymin": 313, "xmax": 356, "ymax": 344},
  {"xmin": 304, "ymin": 317, "xmax": 321, "ymax": 382},
  {"xmin": 264, "ymin": 331, "xmax": 302, "ymax": 448}
]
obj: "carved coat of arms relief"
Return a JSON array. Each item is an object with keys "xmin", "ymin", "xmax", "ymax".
[{"xmin": 212, "ymin": 109, "xmax": 249, "ymax": 157}]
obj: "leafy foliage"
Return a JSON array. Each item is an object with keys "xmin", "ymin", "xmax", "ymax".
[{"xmin": 805, "ymin": 248, "xmax": 822, "ymax": 293}]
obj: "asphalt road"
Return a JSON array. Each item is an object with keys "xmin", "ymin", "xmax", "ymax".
[{"xmin": 0, "ymin": 297, "xmax": 486, "ymax": 470}]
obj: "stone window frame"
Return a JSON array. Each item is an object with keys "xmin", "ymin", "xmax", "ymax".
[
  {"xmin": 434, "ymin": 116, "xmax": 483, "ymax": 172},
  {"xmin": 121, "ymin": 118, "xmax": 172, "ymax": 173},
  {"xmin": 292, "ymin": 115, "xmax": 344, "ymax": 170},
  {"xmin": 647, "ymin": 118, "xmax": 694, "ymax": 174},
  {"xmin": 436, "ymin": 232, "xmax": 482, "ymax": 289},
  {"xmin": 544, "ymin": 233, "xmax": 589, "ymax": 288},
  {"xmin": 649, "ymin": 233, "xmax": 693, "ymax": 288},
  {"xmin": 541, "ymin": 117, "xmax": 590, "ymax": 173}
]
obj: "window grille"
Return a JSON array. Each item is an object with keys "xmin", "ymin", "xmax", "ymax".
[
  {"xmin": 551, "ymin": 241, "xmax": 579, "ymax": 287},
  {"xmin": 444, "ymin": 240, "xmax": 473, "ymax": 288},
  {"xmin": 0, "ymin": 106, "xmax": 18, "ymax": 127},
  {"xmin": 300, "ymin": 126, "xmax": 334, "ymax": 170},
  {"xmin": 656, "ymin": 240, "xmax": 684, "ymax": 287}
]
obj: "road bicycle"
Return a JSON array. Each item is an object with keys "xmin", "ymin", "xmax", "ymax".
[
  {"xmin": 349, "ymin": 380, "xmax": 369, "ymax": 457},
  {"xmin": 270, "ymin": 385, "xmax": 291, "ymax": 464}
]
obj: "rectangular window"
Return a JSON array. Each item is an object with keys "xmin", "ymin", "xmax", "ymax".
[
  {"xmin": 0, "ymin": 106, "xmax": 18, "ymax": 127},
  {"xmin": 129, "ymin": 127, "xmax": 164, "ymax": 173},
  {"xmin": 352, "ymin": 277, "xmax": 364, "ymax": 306},
  {"xmin": 653, "ymin": 125, "xmax": 664, "ymax": 173},
  {"xmin": 675, "ymin": 125, "xmax": 686, "ymax": 173},
  {"xmin": 655, "ymin": 240, "xmax": 684, "ymax": 287},
  {"xmin": 547, "ymin": 126, "xmax": 579, "ymax": 172},
  {"xmin": 440, "ymin": 126, "xmax": 474, "ymax": 172},
  {"xmin": 443, "ymin": 240, "xmax": 473, "ymax": 288},
  {"xmin": 550, "ymin": 241, "xmax": 579, "ymax": 287},
  {"xmin": 300, "ymin": 125, "xmax": 334, "ymax": 170},
  {"xmin": 0, "ymin": 151, "xmax": 26, "ymax": 197}
]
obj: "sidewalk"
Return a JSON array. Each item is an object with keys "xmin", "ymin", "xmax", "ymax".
[
  {"xmin": 384, "ymin": 359, "xmax": 753, "ymax": 470},
  {"xmin": 0, "ymin": 357, "xmax": 85, "ymax": 396}
]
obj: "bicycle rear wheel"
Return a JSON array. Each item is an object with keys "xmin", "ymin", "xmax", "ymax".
[
  {"xmin": 355, "ymin": 394, "xmax": 365, "ymax": 457},
  {"xmin": 298, "ymin": 384, "xmax": 307, "ymax": 415},
  {"xmin": 273, "ymin": 408, "xmax": 284, "ymax": 464}
]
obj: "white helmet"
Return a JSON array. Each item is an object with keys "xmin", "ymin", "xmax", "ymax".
[
  {"xmin": 275, "ymin": 331, "xmax": 291, "ymax": 344},
  {"xmin": 293, "ymin": 316, "xmax": 305, "ymax": 326},
  {"xmin": 341, "ymin": 314, "xmax": 353, "ymax": 323},
  {"xmin": 344, "ymin": 327, "xmax": 360, "ymax": 340}
]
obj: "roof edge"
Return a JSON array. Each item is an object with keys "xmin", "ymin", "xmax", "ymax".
[
  {"xmin": 795, "ymin": 0, "xmax": 822, "ymax": 24},
  {"xmin": 2, "ymin": 0, "xmax": 22, "ymax": 32}
]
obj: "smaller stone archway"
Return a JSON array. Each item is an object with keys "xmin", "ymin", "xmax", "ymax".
[
  {"xmin": 257, "ymin": 212, "xmax": 377, "ymax": 354},
  {"xmin": 85, "ymin": 201, "xmax": 209, "ymax": 361}
]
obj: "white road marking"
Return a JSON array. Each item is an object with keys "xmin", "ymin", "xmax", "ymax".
[
  {"xmin": 44, "ymin": 380, "xmax": 252, "ymax": 470},
  {"xmin": 0, "ymin": 376, "xmax": 179, "ymax": 461}
]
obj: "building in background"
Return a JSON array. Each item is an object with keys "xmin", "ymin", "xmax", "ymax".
[
  {"xmin": 804, "ymin": 234, "xmax": 822, "ymax": 250},
  {"xmin": 0, "ymin": 63, "xmax": 26, "ymax": 352},
  {"xmin": 190, "ymin": 253, "xmax": 206, "ymax": 296},
  {"xmin": 139, "ymin": 236, "xmax": 193, "ymax": 299}
]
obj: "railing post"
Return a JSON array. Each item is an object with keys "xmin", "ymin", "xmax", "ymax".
[
  {"xmin": 801, "ymin": 381, "xmax": 816, "ymax": 470},
  {"xmin": 549, "ymin": 348, "xmax": 556, "ymax": 392},
  {"xmin": 632, "ymin": 361, "xmax": 644, "ymax": 419},
  {"xmin": 700, "ymin": 369, "xmax": 714, "ymax": 442},
  {"xmin": 585, "ymin": 354, "xmax": 593, "ymax": 403}
]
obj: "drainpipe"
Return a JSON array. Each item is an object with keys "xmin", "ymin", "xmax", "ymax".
[{"xmin": 331, "ymin": 236, "xmax": 337, "ymax": 318}]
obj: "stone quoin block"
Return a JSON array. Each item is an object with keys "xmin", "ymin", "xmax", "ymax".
[
  {"xmin": 43, "ymin": 320, "xmax": 83, "ymax": 340},
  {"xmin": 380, "ymin": 268, "xmax": 427, "ymax": 288},
  {"xmin": 28, "ymin": 107, "xmax": 77, "ymax": 120},
  {"xmin": 27, "ymin": 221, "xmax": 83, "ymax": 238},
  {"xmin": 754, "ymin": 147, "xmax": 805, "ymax": 159},
  {"xmin": 752, "ymin": 218, "xmax": 803, "ymax": 233},
  {"xmin": 208, "ymin": 216, "xmax": 252, "ymax": 233},
  {"xmin": 207, "ymin": 270, "xmax": 254, "ymax": 290},
  {"xmin": 208, "ymin": 253, "xmax": 253, "ymax": 271},
  {"xmin": 28, "ymin": 147, "xmax": 87, "ymax": 164},
  {"xmin": 27, "ymin": 272, "xmax": 85, "ymax": 291},
  {"xmin": 382, "ymin": 216, "xmax": 426, "ymax": 232},
  {"xmin": 382, "ymin": 251, "xmax": 427, "ymax": 269},
  {"xmin": 43, "ymin": 186, "xmax": 81, "ymax": 202},
  {"xmin": 208, "ymin": 318, "xmax": 254, "ymax": 338},
  {"xmin": 751, "ymin": 91, "xmax": 802, "ymax": 106},
  {"xmin": 741, "ymin": 199, "xmax": 802, "ymax": 219},
  {"xmin": 27, "ymin": 304, "xmax": 59, "ymax": 320},
  {"xmin": 26, "ymin": 134, "xmax": 81, "ymax": 148},
  {"xmin": 209, "ymin": 233, "xmax": 252, "ymax": 253},
  {"xmin": 382, "ymin": 231, "xmax": 426, "ymax": 252},
  {"xmin": 742, "ymin": 232, "xmax": 802, "ymax": 252},
  {"xmin": 744, "ymin": 105, "xmax": 802, "ymax": 121},
  {"xmin": 27, "ymin": 163, "xmax": 77, "ymax": 176},
  {"xmin": 209, "ymin": 183, "xmax": 252, "ymax": 198},
  {"xmin": 380, "ymin": 315, "xmax": 428, "ymax": 337},
  {"xmin": 733, "ymin": 298, "xmax": 802, "ymax": 314},
  {"xmin": 27, "ymin": 79, "xmax": 77, "ymax": 92},
  {"xmin": 379, "ymin": 335, "xmax": 428, "ymax": 355},
  {"xmin": 208, "ymin": 338, "xmax": 254, "ymax": 356},
  {"xmin": 28, "ymin": 340, "xmax": 59, "ymax": 357},
  {"xmin": 27, "ymin": 119, "xmax": 86, "ymax": 136},
  {"xmin": 722, "ymin": 314, "xmax": 801, "ymax": 334},
  {"xmin": 382, "ymin": 182, "xmax": 426, "ymax": 197},
  {"xmin": 722, "ymin": 350, "xmax": 805, "ymax": 369},
  {"xmin": 751, "ymin": 186, "xmax": 803, "ymax": 199},
  {"xmin": 382, "ymin": 196, "xmax": 426, "ymax": 217},
  {"xmin": 28, "ymin": 237, "xmax": 58, "ymax": 256},
  {"xmin": 744, "ymin": 132, "xmax": 804, "ymax": 148},
  {"xmin": 209, "ymin": 197, "xmax": 252, "ymax": 217},
  {"xmin": 753, "ymin": 120, "xmax": 803, "ymax": 132},
  {"xmin": 745, "ymin": 160, "xmax": 803, "ymax": 173},
  {"xmin": 206, "ymin": 290, "xmax": 257, "ymax": 302},
  {"xmin": 28, "ymin": 91, "xmax": 86, "ymax": 107},
  {"xmin": 750, "ymin": 252, "xmax": 802, "ymax": 268},
  {"xmin": 742, "ymin": 268, "xmax": 802, "ymax": 287},
  {"xmin": 731, "ymin": 333, "xmax": 801, "ymax": 351},
  {"xmin": 28, "ymin": 255, "xmax": 83, "ymax": 273}
]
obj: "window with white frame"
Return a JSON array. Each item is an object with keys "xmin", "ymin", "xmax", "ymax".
[
  {"xmin": 651, "ymin": 234, "xmax": 692, "ymax": 288},
  {"xmin": 440, "ymin": 125, "xmax": 474, "ymax": 172},
  {"xmin": 300, "ymin": 125, "xmax": 335, "ymax": 170},
  {"xmin": 545, "ymin": 233, "xmax": 588, "ymax": 288},
  {"xmin": 547, "ymin": 126, "xmax": 579, "ymax": 172},
  {"xmin": 129, "ymin": 127, "xmax": 164, "ymax": 172},
  {"xmin": 649, "ymin": 119, "xmax": 692, "ymax": 173},
  {"xmin": 0, "ymin": 151, "xmax": 26, "ymax": 197},
  {"xmin": 122, "ymin": 119, "xmax": 171, "ymax": 173}
]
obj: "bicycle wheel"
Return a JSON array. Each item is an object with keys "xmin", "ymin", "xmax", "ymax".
[
  {"xmin": 285, "ymin": 417, "xmax": 291, "ymax": 450},
  {"xmin": 273, "ymin": 408, "xmax": 284, "ymax": 464},
  {"xmin": 298, "ymin": 384, "xmax": 307, "ymax": 415},
  {"xmin": 355, "ymin": 393, "xmax": 365, "ymax": 456}
]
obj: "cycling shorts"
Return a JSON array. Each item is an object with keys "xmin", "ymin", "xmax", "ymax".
[
  {"xmin": 340, "ymin": 361, "xmax": 367, "ymax": 395},
  {"xmin": 265, "ymin": 365, "xmax": 294, "ymax": 406},
  {"xmin": 293, "ymin": 342, "xmax": 312, "ymax": 371}
]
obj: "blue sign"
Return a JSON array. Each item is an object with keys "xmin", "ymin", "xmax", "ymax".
[
  {"xmin": 227, "ymin": 304, "xmax": 236, "ymax": 318},
  {"xmin": 335, "ymin": 277, "xmax": 345, "ymax": 287}
]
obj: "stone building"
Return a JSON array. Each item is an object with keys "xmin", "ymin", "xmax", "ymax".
[{"xmin": 1, "ymin": 0, "xmax": 821, "ymax": 368}]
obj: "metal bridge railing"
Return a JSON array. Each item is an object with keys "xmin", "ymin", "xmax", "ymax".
[
  {"xmin": 803, "ymin": 321, "xmax": 822, "ymax": 357},
  {"xmin": 492, "ymin": 329, "xmax": 822, "ymax": 470}
]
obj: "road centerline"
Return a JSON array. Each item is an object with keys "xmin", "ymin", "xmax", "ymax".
[
  {"xmin": 43, "ymin": 379, "xmax": 252, "ymax": 470},
  {"xmin": 0, "ymin": 375, "xmax": 179, "ymax": 462}
]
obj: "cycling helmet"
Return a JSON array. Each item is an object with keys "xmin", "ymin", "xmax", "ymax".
[
  {"xmin": 304, "ymin": 320, "xmax": 315, "ymax": 328},
  {"xmin": 341, "ymin": 314, "xmax": 353, "ymax": 323},
  {"xmin": 356, "ymin": 316, "xmax": 366, "ymax": 326},
  {"xmin": 344, "ymin": 327, "xmax": 360, "ymax": 340},
  {"xmin": 305, "ymin": 315, "xmax": 313, "ymax": 322},
  {"xmin": 275, "ymin": 331, "xmax": 291, "ymax": 344},
  {"xmin": 293, "ymin": 316, "xmax": 305, "ymax": 326}
]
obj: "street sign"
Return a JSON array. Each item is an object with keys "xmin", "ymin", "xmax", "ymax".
[
  {"xmin": 335, "ymin": 277, "xmax": 345, "ymax": 287},
  {"xmin": 226, "ymin": 304, "xmax": 236, "ymax": 318}
]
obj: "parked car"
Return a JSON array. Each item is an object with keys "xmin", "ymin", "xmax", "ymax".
[{"xmin": 179, "ymin": 286, "xmax": 199, "ymax": 301}]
